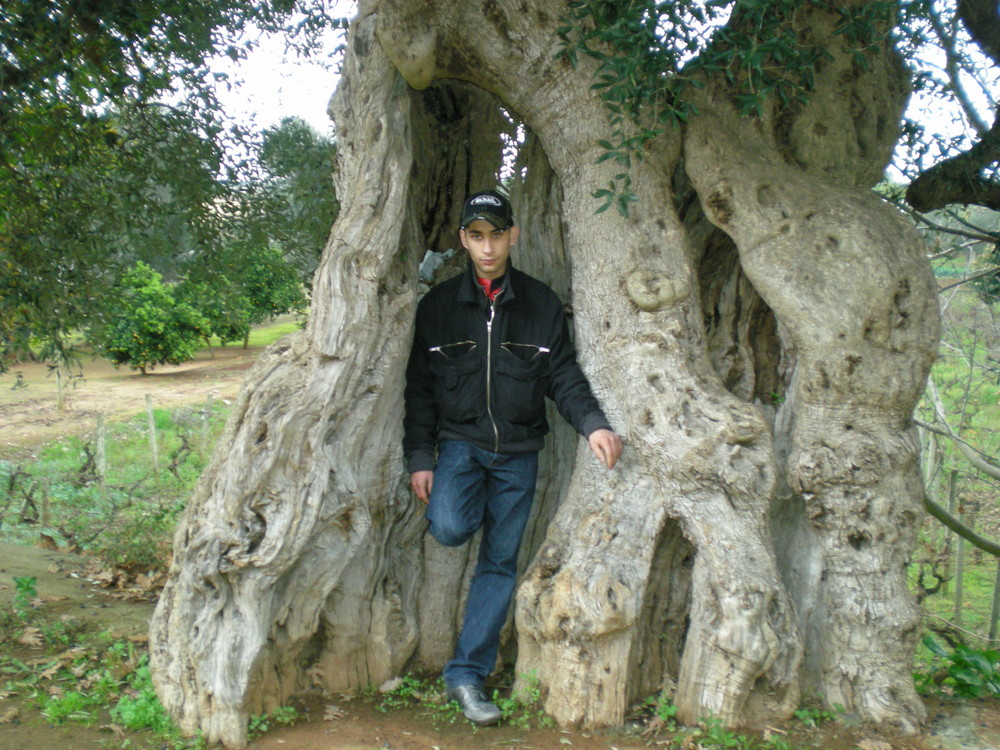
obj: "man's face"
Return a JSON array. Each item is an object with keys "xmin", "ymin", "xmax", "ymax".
[{"xmin": 459, "ymin": 219, "xmax": 518, "ymax": 280}]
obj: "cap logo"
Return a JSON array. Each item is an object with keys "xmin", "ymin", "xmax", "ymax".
[{"xmin": 471, "ymin": 195, "xmax": 503, "ymax": 207}]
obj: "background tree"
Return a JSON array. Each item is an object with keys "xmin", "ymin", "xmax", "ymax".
[
  {"xmin": 0, "ymin": 0, "xmax": 343, "ymax": 371},
  {"xmin": 177, "ymin": 277, "xmax": 253, "ymax": 349},
  {"xmin": 257, "ymin": 117, "xmax": 340, "ymax": 285},
  {"xmin": 182, "ymin": 243, "xmax": 308, "ymax": 348},
  {"xmin": 97, "ymin": 262, "xmax": 211, "ymax": 374}
]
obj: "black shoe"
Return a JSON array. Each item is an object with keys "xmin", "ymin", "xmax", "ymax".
[{"xmin": 446, "ymin": 683, "xmax": 502, "ymax": 725}]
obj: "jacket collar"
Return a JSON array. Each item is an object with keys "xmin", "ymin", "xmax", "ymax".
[{"xmin": 457, "ymin": 258, "xmax": 516, "ymax": 307}]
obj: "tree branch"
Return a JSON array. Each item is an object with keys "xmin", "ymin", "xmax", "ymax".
[
  {"xmin": 928, "ymin": 6, "xmax": 991, "ymax": 134},
  {"xmin": 924, "ymin": 493, "xmax": 1000, "ymax": 557},
  {"xmin": 913, "ymin": 211, "xmax": 999, "ymax": 245},
  {"xmin": 918, "ymin": 387, "xmax": 1000, "ymax": 481},
  {"xmin": 958, "ymin": 0, "xmax": 1000, "ymax": 66},
  {"xmin": 905, "ymin": 106, "xmax": 1000, "ymax": 212},
  {"xmin": 935, "ymin": 265, "xmax": 1000, "ymax": 293}
]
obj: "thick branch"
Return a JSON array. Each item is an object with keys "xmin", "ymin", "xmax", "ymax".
[
  {"xmin": 924, "ymin": 494, "xmax": 1000, "ymax": 558},
  {"xmin": 958, "ymin": 0, "xmax": 1000, "ymax": 66},
  {"xmin": 906, "ymin": 106, "xmax": 1000, "ymax": 212}
]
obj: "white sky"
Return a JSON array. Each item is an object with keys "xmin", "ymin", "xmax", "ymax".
[
  {"xmin": 209, "ymin": 3, "xmax": 356, "ymax": 135},
  {"xmin": 211, "ymin": 34, "xmax": 341, "ymax": 134}
]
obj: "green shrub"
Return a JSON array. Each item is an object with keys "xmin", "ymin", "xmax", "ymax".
[
  {"xmin": 95, "ymin": 262, "xmax": 211, "ymax": 374},
  {"xmin": 919, "ymin": 635, "xmax": 1000, "ymax": 697},
  {"xmin": 111, "ymin": 664, "xmax": 174, "ymax": 733}
]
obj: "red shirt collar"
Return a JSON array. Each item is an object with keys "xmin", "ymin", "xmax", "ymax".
[{"xmin": 476, "ymin": 276, "xmax": 503, "ymax": 301}]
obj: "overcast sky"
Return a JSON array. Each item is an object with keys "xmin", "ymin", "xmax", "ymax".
[{"xmin": 209, "ymin": 3, "xmax": 355, "ymax": 135}]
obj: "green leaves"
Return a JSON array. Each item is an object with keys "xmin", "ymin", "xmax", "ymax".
[
  {"xmin": 557, "ymin": 1, "xmax": 853, "ymax": 217},
  {"xmin": 96, "ymin": 262, "xmax": 211, "ymax": 373},
  {"xmin": 920, "ymin": 635, "xmax": 1000, "ymax": 698},
  {"xmin": 593, "ymin": 173, "xmax": 638, "ymax": 217},
  {"xmin": 0, "ymin": 3, "xmax": 344, "ymax": 373}
]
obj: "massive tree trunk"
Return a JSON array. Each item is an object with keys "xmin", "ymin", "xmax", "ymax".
[{"xmin": 150, "ymin": 1, "xmax": 940, "ymax": 746}]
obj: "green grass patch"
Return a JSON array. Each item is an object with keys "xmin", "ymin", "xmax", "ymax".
[
  {"xmin": 206, "ymin": 315, "xmax": 303, "ymax": 350},
  {"xmin": 0, "ymin": 606, "xmax": 300, "ymax": 749},
  {"xmin": 0, "ymin": 400, "xmax": 231, "ymax": 570}
]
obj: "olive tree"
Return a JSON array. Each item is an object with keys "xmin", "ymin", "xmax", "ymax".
[{"xmin": 149, "ymin": 1, "xmax": 1000, "ymax": 747}]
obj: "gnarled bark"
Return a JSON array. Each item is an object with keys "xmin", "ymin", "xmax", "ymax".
[{"xmin": 151, "ymin": 2, "xmax": 940, "ymax": 746}]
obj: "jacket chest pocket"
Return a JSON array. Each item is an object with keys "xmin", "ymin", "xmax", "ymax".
[
  {"xmin": 428, "ymin": 347, "xmax": 482, "ymax": 423},
  {"xmin": 494, "ymin": 345, "xmax": 550, "ymax": 424}
]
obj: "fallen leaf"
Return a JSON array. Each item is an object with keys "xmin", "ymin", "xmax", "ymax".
[
  {"xmin": 0, "ymin": 707, "xmax": 20, "ymax": 724},
  {"xmin": 37, "ymin": 534, "xmax": 59, "ymax": 551},
  {"xmin": 857, "ymin": 740, "xmax": 892, "ymax": 750},
  {"xmin": 324, "ymin": 704, "xmax": 346, "ymax": 721},
  {"xmin": 17, "ymin": 627, "xmax": 44, "ymax": 647}
]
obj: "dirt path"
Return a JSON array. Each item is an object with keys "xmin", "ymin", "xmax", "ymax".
[
  {"xmin": 2, "ymin": 347, "xmax": 1000, "ymax": 749},
  {"xmin": 1, "ymin": 345, "xmax": 259, "ymax": 460}
]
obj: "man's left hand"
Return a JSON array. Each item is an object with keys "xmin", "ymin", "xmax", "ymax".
[{"xmin": 588, "ymin": 428, "xmax": 622, "ymax": 469}]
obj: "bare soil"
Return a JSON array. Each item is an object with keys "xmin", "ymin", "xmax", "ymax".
[
  {"xmin": 0, "ymin": 344, "xmax": 259, "ymax": 460},
  {"xmin": 2, "ymin": 347, "xmax": 1000, "ymax": 749}
]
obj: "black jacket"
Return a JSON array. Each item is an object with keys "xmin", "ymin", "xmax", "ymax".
[{"xmin": 403, "ymin": 261, "xmax": 612, "ymax": 473}]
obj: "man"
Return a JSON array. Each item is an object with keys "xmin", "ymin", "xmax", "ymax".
[{"xmin": 403, "ymin": 189, "xmax": 622, "ymax": 725}]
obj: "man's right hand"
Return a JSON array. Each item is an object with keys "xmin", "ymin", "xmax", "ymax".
[{"xmin": 410, "ymin": 470, "xmax": 434, "ymax": 504}]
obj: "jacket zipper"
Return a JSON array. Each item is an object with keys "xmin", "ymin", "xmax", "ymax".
[{"xmin": 485, "ymin": 291, "xmax": 503, "ymax": 452}]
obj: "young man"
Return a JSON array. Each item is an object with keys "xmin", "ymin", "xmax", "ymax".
[{"xmin": 403, "ymin": 189, "xmax": 622, "ymax": 725}]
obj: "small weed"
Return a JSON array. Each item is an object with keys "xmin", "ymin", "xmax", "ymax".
[
  {"xmin": 760, "ymin": 734, "xmax": 796, "ymax": 750},
  {"xmin": 372, "ymin": 673, "xmax": 463, "ymax": 727},
  {"xmin": 111, "ymin": 663, "xmax": 174, "ymax": 733},
  {"xmin": 41, "ymin": 689, "xmax": 98, "ymax": 725},
  {"xmin": 792, "ymin": 702, "xmax": 840, "ymax": 728},
  {"xmin": 648, "ymin": 690, "xmax": 679, "ymax": 730},
  {"xmin": 492, "ymin": 670, "xmax": 554, "ymax": 729},
  {"xmin": 271, "ymin": 704, "xmax": 299, "ymax": 725},
  {"xmin": 12, "ymin": 575, "xmax": 37, "ymax": 619},
  {"xmin": 373, "ymin": 671, "xmax": 553, "ymax": 729},
  {"xmin": 697, "ymin": 714, "xmax": 754, "ymax": 749},
  {"xmin": 374, "ymin": 673, "xmax": 433, "ymax": 712},
  {"xmin": 248, "ymin": 705, "xmax": 300, "ymax": 739}
]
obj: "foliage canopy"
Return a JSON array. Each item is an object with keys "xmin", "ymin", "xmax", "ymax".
[{"xmin": 0, "ymin": 0, "xmax": 343, "ymax": 372}]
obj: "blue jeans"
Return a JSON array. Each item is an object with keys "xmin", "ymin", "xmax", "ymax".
[{"xmin": 427, "ymin": 439, "xmax": 539, "ymax": 688}]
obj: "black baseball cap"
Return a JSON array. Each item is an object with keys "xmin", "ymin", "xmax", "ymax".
[{"xmin": 460, "ymin": 190, "xmax": 514, "ymax": 230}]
